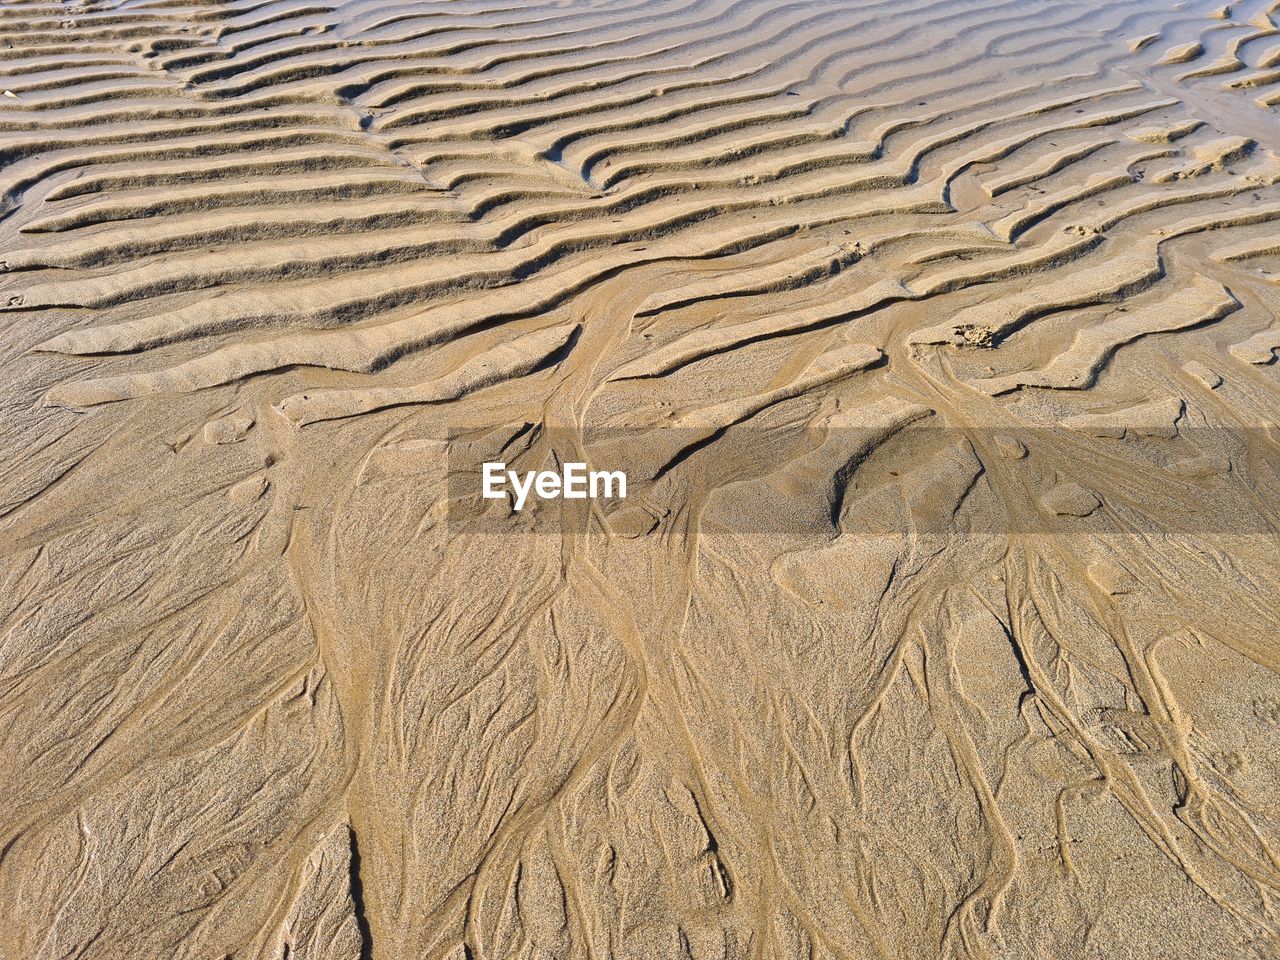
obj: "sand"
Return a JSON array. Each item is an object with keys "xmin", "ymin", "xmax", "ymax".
[{"xmin": 2, "ymin": 0, "xmax": 1280, "ymax": 957}]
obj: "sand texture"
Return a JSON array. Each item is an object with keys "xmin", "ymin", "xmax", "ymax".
[{"xmin": 2, "ymin": 0, "xmax": 1280, "ymax": 957}]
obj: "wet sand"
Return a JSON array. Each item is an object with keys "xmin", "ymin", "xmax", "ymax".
[{"xmin": 2, "ymin": 0, "xmax": 1280, "ymax": 957}]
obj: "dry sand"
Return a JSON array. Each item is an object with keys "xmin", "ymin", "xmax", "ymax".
[{"xmin": 2, "ymin": 0, "xmax": 1280, "ymax": 957}]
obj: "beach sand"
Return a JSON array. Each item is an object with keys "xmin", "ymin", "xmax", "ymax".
[{"xmin": 2, "ymin": 0, "xmax": 1280, "ymax": 957}]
